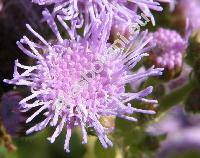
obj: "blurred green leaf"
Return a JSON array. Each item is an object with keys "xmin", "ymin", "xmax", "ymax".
[
  {"xmin": 185, "ymin": 36, "xmax": 200, "ymax": 66},
  {"xmin": 94, "ymin": 139, "xmax": 115, "ymax": 158},
  {"xmin": 14, "ymin": 128, "xmax": 86, "ymax": 158},
  {"xmin": 114, "ymin": 118, "xmax": 159, "ymax": 158},
  {"xmin": 0, "ymin": 146, "xmax": 17, "ymax": 158},
  {"xmin": 0, "ymin": 146, "xmax": 7, "ymax": 158}
]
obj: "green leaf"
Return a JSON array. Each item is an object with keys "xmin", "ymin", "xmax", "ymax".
[
  {"xmin": 94, "ymin": 139, "xmax": 115, "ymax": 158},
  {"xmin": 114, "ymin": 118, "xmax": 159, "ymax": 158}
]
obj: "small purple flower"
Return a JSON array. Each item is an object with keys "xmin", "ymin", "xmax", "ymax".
[
  {"xmin": 148, "ymin": 28, "xmax": 188, "ymax": 71},
  {"xmin": 4, "ymin": 10, "xmax": 163, "ymax": 152}
]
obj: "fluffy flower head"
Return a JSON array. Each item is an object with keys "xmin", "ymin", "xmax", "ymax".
[
  {"xmin": 31, "ymin": 0, "xmax": 165, "ymax": 26},
  {"xmin": 4, "ymin": 10, "xmax": 163, "ymax": 152},
  {"xmin": 149, "ymin": 28, "xmax": 188, "ymax": 70}
]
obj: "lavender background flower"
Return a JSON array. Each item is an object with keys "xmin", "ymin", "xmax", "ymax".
[
  {"xmin": 0, "ymin": 91, "xmax": 28, "ymax": 137},
  {"xmin": 147, "ymin": 105, "xmax": 200, "ymax": 158},
  {"xmin": 178, "ymin": 0, "xmax": 200, "ymax": 31}
]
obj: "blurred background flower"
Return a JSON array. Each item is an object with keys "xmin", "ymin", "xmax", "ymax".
[
  {"xmin": 0, "ymin": 91, "xmax": 29, "ymax": 138},
  {"xmin": 147, "ymin": 105, "xmax": 200, "ymax": 158},
  {"xmin": 177, "ymin": 0, "xmax": 200, "ymax": 32}
]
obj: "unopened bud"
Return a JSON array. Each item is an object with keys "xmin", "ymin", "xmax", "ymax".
[{"xmin": 146, "ymin": 28, "xmax": 188, "ymax": 80}]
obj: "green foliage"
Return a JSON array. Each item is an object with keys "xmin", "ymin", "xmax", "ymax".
[
  {"xmin": 94, "ymin": 140, "xmax": 115, "ymax": 158},
  {"xmin": 113, "ymin": 118, "xmax": 159, "ymax": 158},
  {"xmin": 185, "ymin": 36, "xmax": 200, "ymax": 66}
]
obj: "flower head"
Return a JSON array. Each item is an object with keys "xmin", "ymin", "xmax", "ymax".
[
  {"xmin": 4, "ymin": 10, "xmax": 163, "ymax": 152},
  {"xmin": 147, "ymin": 28, "xmax": 188, "ymax": 79},
  {"xmin": 31, "ymin": 0, "xmax": 164, "ymax": 26}
]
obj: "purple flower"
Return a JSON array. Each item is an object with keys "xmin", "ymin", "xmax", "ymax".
[
  {"xmin": 178, "ymin": 0, "xmax": 200, "ymax": 31},
  {"xmin": 147, "ymin": 105, "xmax": 200, "ymax": 158},
  {"xmin": 146, "ymin": 105, "xmax": 189, "ymax": 136},
  {"xmin": 148, "ymin": 28, "xmax": 188, "ymax": 70},
  {"xmin": 31, "ymin": 0, "xmax": 165, "ymax": 26},
  {"xmin": 157, "ymin": 127, "xmax": 200, "ymax": 158},
  {"xmin": 4, "ymin": 10, "xmax": 163, "ymax": 152}
]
